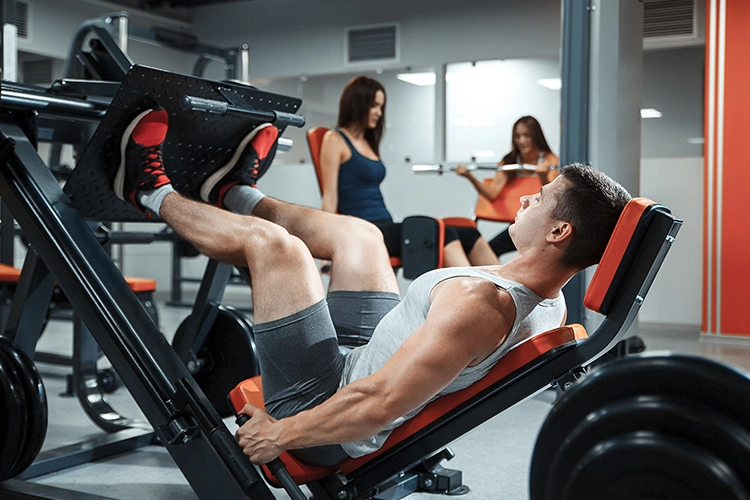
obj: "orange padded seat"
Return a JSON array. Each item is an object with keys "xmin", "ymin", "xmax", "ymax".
[
  {"xmin": 0, "ymin": 263, "xmax": 154, "ymax": 293},
  {"xmin": 229, "ymin": 324, "xmax": 588, "ymax": 486},
  {"xmin": 124, "ymin": 276, "xmax": 157, "ymax": 293},
  {"xmin": 0, "ymin": 263, "xmax": 22, "ymax": 283}
]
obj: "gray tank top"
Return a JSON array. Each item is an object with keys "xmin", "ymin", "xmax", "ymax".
[{"xmin": 339, "ymin": 267, "xmax": 566, "ymax": 458}]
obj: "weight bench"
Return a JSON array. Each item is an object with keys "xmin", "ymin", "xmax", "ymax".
[
  {"xmin": 306, "ymin": 126, "xmax": 475, "ymax": 279},
  {"xmin": 229, "ymin": 196, "xmax": 682, "ymax": 500},
  {"xmin": 1, "ymin": 262, "xmax": 157, "ymax": 328}
]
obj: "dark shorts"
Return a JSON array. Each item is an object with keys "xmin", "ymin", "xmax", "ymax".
[{"xmin": 252, "ymin": 291, "xmax": 400, "ymax": 465}]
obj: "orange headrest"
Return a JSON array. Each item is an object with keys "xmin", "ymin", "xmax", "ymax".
[{"xmin": 583, "ymin": 197, "xmax": 655, "ymax": 314}]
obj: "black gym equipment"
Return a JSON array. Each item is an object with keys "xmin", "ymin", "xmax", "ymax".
[
  {"xmin": 400, "ymin": 215, "xmax": 444, "ymax": 279},
  {"xmin": 172, "ymin": 260, "xmax": 261, "ymax": 417},
  {"xmin": 0, "ymin": 336, "xmax": 47, "ymax": 481},
  {"xmin": 530, "ymin": 353, "xmax": 750, "ymax": 500},
  {"xmin": 0, "ymin": 57, "xmax": 303, "ymax": 497}
]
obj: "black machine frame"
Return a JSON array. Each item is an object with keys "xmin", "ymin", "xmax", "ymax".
[{"xmin": 0, "ymin": 64, "xmax": 303, "ymax": 499}]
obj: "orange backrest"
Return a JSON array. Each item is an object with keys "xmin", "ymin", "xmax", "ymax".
[
  {"xmin": 474, "ymin": 176, "xmax": 542, "ymax": 223},
  {"xmin": 306, "ymin": 127, "xmax": 329, "ymax": 195},
  {"xmin": 228, "ymin": 324, "xmax": 588, "ymax": 485},
  {"xmin": 583, "ymin": 198, "xmax": 654, "ymax": 314}
]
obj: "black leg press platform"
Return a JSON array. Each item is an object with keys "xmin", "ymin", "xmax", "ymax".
[{"xmin": 0, "ymin": 65, "xmax": 302, "ymax": 499}]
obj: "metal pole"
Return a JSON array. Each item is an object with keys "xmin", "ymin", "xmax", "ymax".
[
  {"xmin": 239, "ymin": 44, "xmax": 250, "ymax": 83},
  {"xmin": 115, "ymin": 13, "xmax": 128, "ymax": 55},
  {"xmin": 560, "ymin": 0, "xmax": 591, "ymax": 325},
  {"xmin": 1, "ymin": 0, "xmax": 17, "ymax": 266}
]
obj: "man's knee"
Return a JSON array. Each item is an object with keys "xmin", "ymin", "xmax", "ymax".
[
  {"xmin": 248, "ymin": 220, "xmax": 310, "ymax": 267},
  {"xmin": 344, "ymin": 217, "xmax": 385, "ymax": 248}
]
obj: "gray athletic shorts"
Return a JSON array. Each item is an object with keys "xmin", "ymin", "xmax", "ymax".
[{"xmin": 252, "ymin": 290, "xmax": 399, "ymax": 465}]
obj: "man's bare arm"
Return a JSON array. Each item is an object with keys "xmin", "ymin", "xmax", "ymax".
[{"xmin": 236, "ymin": 278, "xmax": 514, "ymax": 464}]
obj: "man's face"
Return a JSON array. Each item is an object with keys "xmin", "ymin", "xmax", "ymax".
[{"xmin": 509, "ymin": 175, "xmax": 568, "ymax": 247}]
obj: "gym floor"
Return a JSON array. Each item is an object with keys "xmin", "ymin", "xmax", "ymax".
[{"xmin": 15, "ymin": 299, "xmax": 750, "ymax": 500}]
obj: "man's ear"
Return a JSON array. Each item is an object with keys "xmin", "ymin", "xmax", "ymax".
[{"xmin": 547, "ymin": 221, "xmax": 573, "ymax": 243}]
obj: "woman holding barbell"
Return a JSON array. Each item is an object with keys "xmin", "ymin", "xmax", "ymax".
[{"xmin": 456, "ymin": 115, "xmax": 559, "ymax": 257}]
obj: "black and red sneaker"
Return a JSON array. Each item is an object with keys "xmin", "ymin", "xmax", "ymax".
[
  {"xmin": 114, "ymin": 107, "xmax": 171, "ymax": 215},
  {"xmin": 199, "ymin": 123, "xmax": 279, "ymax": 207}
]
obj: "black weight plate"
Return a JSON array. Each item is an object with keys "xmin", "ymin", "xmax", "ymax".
[
  {"xmin": 0, "ymin": 348, "xmax": 28, "ymax": 480},
  {"xmin": 191, "ymin": 305, "xmax": 260, "ymax": 418},
  {"xmin": 530, "ymin": 354, "xmax": 750, "ymax": 500},
  {"xmin": 565, "ymin": 433, "xmax": 750, "ymax": 500},
  {"xmin": 547, "ymin": 396, "xmax": 750, "ymax": 497},
  {"xmin": 0, "ymin": 337, "xmax": 47, "ymax": 477}
]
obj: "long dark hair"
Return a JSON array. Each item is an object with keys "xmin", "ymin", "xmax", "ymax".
[
  {"xmin": 337, "ymin": 76, "xmax": 386, "ymax": 156},
  {"xmin": 501, "ymin": 116, "xmax": 552, "ymax": 165}
]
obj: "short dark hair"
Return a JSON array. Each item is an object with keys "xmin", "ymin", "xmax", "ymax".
[
  {"xmin": 337, "ymin": 76, "xmax": 386, "ymax": 156},
  {"xmin": 552, "ymin": 163, "xmax": 632, "ymax": 270}
]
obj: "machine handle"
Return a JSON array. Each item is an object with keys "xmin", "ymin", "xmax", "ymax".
[
  {"xmin": 235, "ymin": 414, "xmax": 308, "ymax": 500},
  {"xmin": 180, "ymin": 95, "xmax": 306, "ymax": 128}
]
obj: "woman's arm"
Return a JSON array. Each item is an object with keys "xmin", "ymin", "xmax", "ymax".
[
  {"xmin": 536, "ymin": 152, "xmax": 560, "ymax": 186},
  {"xmin": 319, "ymin": 131, "xmax": 350, "ymax": 213},
  {"xmin": 456, "ymin": 162, "xmax": 510, "ymax": 201}
]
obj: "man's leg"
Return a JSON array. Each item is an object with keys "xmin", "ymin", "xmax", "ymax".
[
  {"xmin": 199, "ymin": 124, "xmax": 399, "ymax": 296},
  {"xmin": 114, "ymin": 108, "xmax": 324, "ymax": 324},
  {"xmin": 114, "ymin": 108, "xmax": 351, "ymax": 465}
]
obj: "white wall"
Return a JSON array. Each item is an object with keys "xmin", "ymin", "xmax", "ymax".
[
  {"xmin": 638, "ymin": 157, "xmax": 702, "ymax": 328},
  {"xmin": 193, "ymin": 0, "xmax": 562, "ymax": 81}
]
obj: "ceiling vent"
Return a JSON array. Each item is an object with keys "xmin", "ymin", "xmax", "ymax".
[
  {"xmin": 643, "ymin": 0, "xmax": 704, "ymax": 50},
  {"xmin": 14, "ymin": 0, "xmax": 29, "ymax": 39},
  {"xmin": 345, "ymin": 23, "xmax": 399, "ymax": 64}
]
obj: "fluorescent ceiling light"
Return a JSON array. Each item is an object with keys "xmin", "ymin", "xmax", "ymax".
[
  {"xmin": 687, "ymin": 137, "xmax": 704, "ymax": 144},
  {"xmin": 397, "ymin": 72, "xmax": 436, "ymax": 86},
  {"xmin": 640, "ymin": 108, "xmax": 663, "ymax": 119},
  {"xmin": 537, "ymin": 78, "xmax": 561, "ymax": 90}
]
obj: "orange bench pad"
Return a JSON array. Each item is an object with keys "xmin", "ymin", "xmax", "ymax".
[
  {"xmin": 123, "ymin": 277, "xmax": 157, "ymax": 293},
  {"xmin": 0, "ymin": 264, "xmax": 154, "ymax": 293},
  {"xmin": 0, "ymin": 263, "xmax": 22, "ymax": 283}
]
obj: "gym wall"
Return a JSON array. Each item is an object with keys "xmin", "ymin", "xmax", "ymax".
[{"xmin": 13, "ymin": 0, "xmax": 705, "ymax": 331}]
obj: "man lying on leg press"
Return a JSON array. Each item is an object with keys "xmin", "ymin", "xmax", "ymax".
[{"xmin": 114, "ymin": 107, "xmax": 631, "ymax": 466}]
